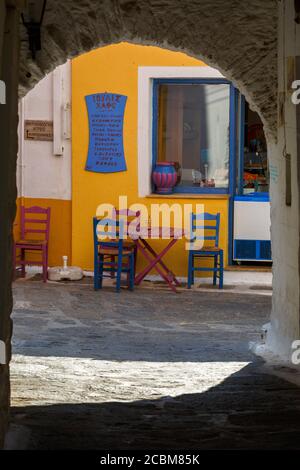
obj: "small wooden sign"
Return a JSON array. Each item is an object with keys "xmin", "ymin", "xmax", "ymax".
[{"xmin": 24, "ymin": 120, "xmax": 53, "ymax": 141}]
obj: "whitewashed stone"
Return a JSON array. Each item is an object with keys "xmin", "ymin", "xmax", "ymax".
[{"xmin": 19, "ymin": 0, "xmax": 278, "ymax": 138}]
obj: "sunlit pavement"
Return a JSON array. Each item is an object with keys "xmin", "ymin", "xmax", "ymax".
[{"xmin": 7, "ymin": 277, "xmax": 300, "ymax": 450}]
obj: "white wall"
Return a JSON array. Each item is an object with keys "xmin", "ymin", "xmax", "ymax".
[
  {"xmin": 267, "ymin": 0, "xmax": 300, "ymax": 360},
  {"xmin": 17, "ymin": 61, "xmax": 72, "ymax": 201}
]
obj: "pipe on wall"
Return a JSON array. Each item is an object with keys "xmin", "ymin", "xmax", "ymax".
[{"xmin": 53, "ymin": 66, "xmax": 64, "ymax": 156}]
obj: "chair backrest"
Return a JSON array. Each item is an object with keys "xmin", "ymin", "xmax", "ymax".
[
  {"xmin": 21, "ymin": 206, "xmax": 51, "ymax": 242},
  {"xmin": 114, "ymin": 208, "xmax": 141, "ymax": 239},
  {"xmin": 93, "ymin": 217, "xmax": 125, "ymax": 254},
  {"xmin": 191, "ymin": 212, "xmax": 220, "ymax": 248}
]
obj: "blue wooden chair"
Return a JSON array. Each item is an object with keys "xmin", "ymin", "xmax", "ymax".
[
  {"xmin": 93, "ymin": 217, "xmax": 135, "ymax": 293},
  {"xmin": 187, "ymin": 212, "xmax": 224, "ymax": 289}
]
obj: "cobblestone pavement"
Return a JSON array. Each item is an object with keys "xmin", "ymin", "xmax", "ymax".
[{"xmin": 8, "ymin": 280, "xmax": 300, "ymax": 449}]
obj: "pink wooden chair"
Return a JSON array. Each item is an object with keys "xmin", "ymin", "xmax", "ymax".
[{"xmin": 13, "ymin": 206, "xmax": 51, "ymax": 282}]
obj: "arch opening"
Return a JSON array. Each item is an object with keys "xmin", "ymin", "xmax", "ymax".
[{"xmin": 19, "ymin": 0, "xmax": 278, "ymax": 140}]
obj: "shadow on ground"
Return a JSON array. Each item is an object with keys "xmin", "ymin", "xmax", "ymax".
[
  {"xmin": 11, "ymin": 363, "xmax": 300, "ymax": 450},
  {"xmin": 10, "ymin": 282, "xmax": 300, "ymax": 450}
]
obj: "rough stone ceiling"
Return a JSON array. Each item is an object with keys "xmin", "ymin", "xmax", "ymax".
[{"xmin": 19, "ymin": 0, "xmax": 278, "ymax": 137}]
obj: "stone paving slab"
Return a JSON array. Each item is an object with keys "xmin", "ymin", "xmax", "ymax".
[{"xmin": 8, "ymin": 281, "xmax": 300, "ymax": 449}]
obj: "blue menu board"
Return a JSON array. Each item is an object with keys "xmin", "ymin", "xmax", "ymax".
[{"xmin": 85, "ymin": 93, "xmax": 127, "ymax": 173}]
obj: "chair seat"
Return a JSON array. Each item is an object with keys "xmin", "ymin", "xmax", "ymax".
[
  {"xmin": 98, "ymin": 239, "xmax": 135, "ymax": 248},
  {"xmin": 118, "ymin": 240, "xmax": 136, "ymax": 250},
  {"xmin": 192, "ymin": 246, "xmax": 223, "ymax": 253},
  {"xmin": 123, "ymin": 240, "xmax": 136, "ymax": 248},
  {"xmin": 15, "ymin": 239, "xmax": 47, "ymax": 247},
  {"xmin": 98, "ymin": 247, "xmax": 134, "ymax": 256}
]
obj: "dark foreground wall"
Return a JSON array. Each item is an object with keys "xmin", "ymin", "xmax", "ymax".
[
  {"xmin": 0, "ymin": 0, "xmax": 19, "ymax": 448},
  {"xmin": 1, "ymin": 0, "xmax": 300, "ymax": 450}
]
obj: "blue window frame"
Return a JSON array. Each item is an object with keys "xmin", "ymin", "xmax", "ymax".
[
  {"xmin": 152, "ymin": 78, "xmax": 238, "ymax": 195},
  {"xmin": 238, "ymin": 95, "xmax": 246, "ymax": 196}
]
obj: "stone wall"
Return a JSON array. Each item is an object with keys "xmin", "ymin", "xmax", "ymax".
[
  {"xmin": 266, "ymin": 0, "xmax": 300, "ymax": 359},
  {"xmin": 19, "ymin": 0, "xmax": 278, "ymax": 138}
]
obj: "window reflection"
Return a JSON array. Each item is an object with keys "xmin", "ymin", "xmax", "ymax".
[{"xmin": 157, "ymin": 83, "xmax": 230, "ymax": 190}]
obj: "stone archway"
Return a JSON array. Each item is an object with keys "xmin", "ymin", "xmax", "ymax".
[
  {"xmin": 1, "ymin": 0, "xmax": 300, "ymax": 449},
  {"xmin": 19, "ymin": 0, "xmax": 278, "ymax": 139}
]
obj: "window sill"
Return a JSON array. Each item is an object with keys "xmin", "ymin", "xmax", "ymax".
[{"xmin": 145, "ymin": 193, "xmax": 230, "ymax": 200}]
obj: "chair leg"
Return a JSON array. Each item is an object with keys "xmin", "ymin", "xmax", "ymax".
[
  {"xmin": 187, "ymin": 252, "xmax": 193, "ymax": 289},
  {"xmin": 42, "ymin": 247, "xmax": 47, "ymax": 282},
  {"xmin": 192, "ymin": 254, "xmax": 195, "ymax": 286},
  {"xmin": 133, "ymin": 244, "xmax": 138, "ymax": 276},
  {"xmin": 21, "ymin": 248, "xmax": 26, "ymax": 278},
  {"xmin": 126, "ymin": 257, "xmax": 130, "ymax": 287},
  {"xmin": 116, "ymin": 255, "xmax": 123, "ymax": 293},
  {"xmin": 46, "ymin": 248, "xmax": 49, "ymax": 281},
  {"xmin": 110, "ymin": 256, "xmax": 116, "ymax": 278},
  {"xmin": 129, "ymin": 254, "xmax": 134, "ymax": 291},
  {"xmin": 219, "ymin": 251, "xmax": 224, "ymax": 289},
  {"xmin": 12, "ymin": 244, "xmax": 17, "ymax": 280},
  {"xmin": 94, "ymin": 251, "xmax": 100, "ymax": 290},
  {"xmin": 99, "ymin": 255, "xmax": 104, "ymax": 289},
  {"xmin": 213, "ymin": 255, "xmax": 217, "ymax": 286}
]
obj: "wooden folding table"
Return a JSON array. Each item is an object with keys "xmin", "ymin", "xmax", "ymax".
[{"xmin": 134, "ymin": 227, "xmax": 183, "ymax": 293}]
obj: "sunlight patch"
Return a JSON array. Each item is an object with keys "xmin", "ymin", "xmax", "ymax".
[{"xmin": 11, "ymin": 355, "xmax": 250, "ymax": 406}]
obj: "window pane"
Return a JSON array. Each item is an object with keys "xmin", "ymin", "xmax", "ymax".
[
  {"xmin": 157, "ymin": 83, "xmax": 230, "ymax": 189},
  {"xmin": 243, "ymin": 104, "xmax": 269, "ymax": 195}
]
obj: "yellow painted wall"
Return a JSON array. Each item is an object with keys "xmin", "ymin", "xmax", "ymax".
[
  {"xmin": 72, "ymin": 43, "xmax": 229, "ymax": 276},
  {"xmin": 14, "ymin": 197, "xmax": 72, "ymax": 267}
]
